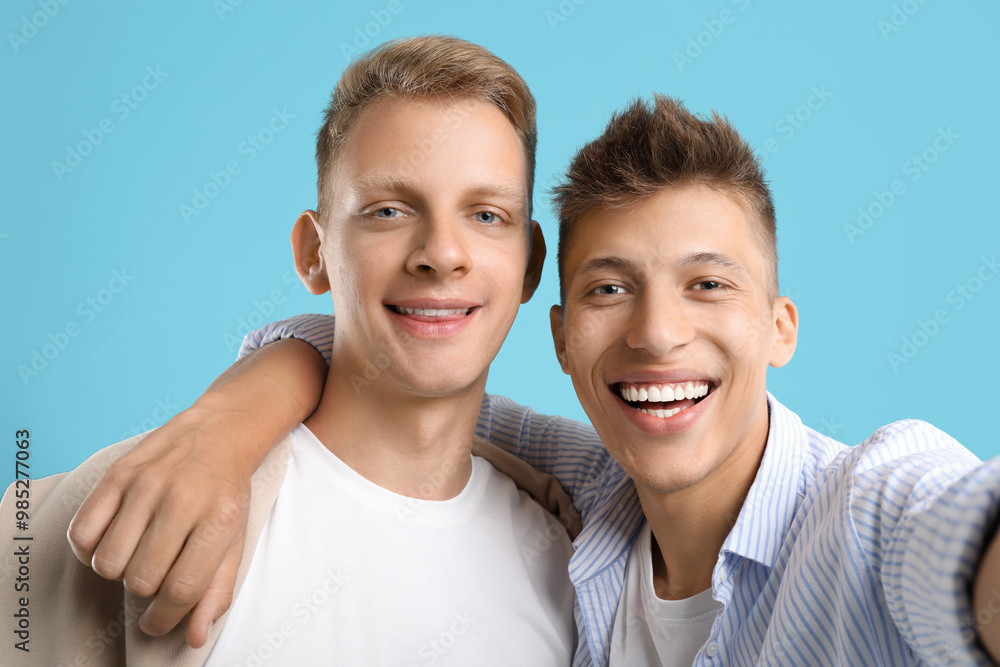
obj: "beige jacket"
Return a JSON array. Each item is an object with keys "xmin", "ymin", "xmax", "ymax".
[{"xmin": 0, "ymin": 432, "xmax": 579, "ymax": 666}]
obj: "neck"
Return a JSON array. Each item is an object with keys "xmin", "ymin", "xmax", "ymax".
[
  {"xmin": 637, "ymin": 398, "xmax": 770, "ymax": 600},
  {"xmin": 304, "ymin": 350, "xmax": 486, "ymax": 500}
]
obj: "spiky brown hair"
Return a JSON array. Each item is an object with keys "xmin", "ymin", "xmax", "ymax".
[{"xmin": 553, "ymin": 94, "xmax": 777, "ymax": 302}]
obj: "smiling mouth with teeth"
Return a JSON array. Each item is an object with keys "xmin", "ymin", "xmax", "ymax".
[
  {"xmin": 615, "ymin": 381, "xmax": 712, "ymax": 419},
  {"xmin": 388, "ymin": 306, "xmax": 473, "ymax": 317}
]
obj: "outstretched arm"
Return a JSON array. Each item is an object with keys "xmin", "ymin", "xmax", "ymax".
[
  {"xmin": 852, "ymin": 423, "xmax": 1000, "ymax": 664},
  {"xmin": 67, "ymin": 336, "xmax": 326, "ymax": 648}
]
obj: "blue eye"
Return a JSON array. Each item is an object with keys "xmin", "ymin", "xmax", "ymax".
[
  {"xmin": 474, "ymin": 211, "xmax": 499, "ymax": 224},
  {"xmin": 375, "ymin": 206, "xmax": 400, "ymax": 220}
]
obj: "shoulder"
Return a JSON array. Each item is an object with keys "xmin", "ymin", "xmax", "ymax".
[
  {"xmin": 765, "ymin": 398, "xmax": 970, "ymax": 480},
  {"xmin": 0, "ymin": 433, "xmax": 153, "ymax": 580},
  {"xmin": 2, "ymin": 433, "xmax": 148, "ymax": 527},
  {"xmin": 855, "ymin": 419, "xmax": 972, "ymax": 464},
  {"xmin": 785, "ymin": 417, "xmax": 979, "ymax": 526},
  {"xmin": 0, "ymin": 435, "xmax": 151, "ymax": 664},
  {"xmin": 809, "ymin": 419, "xmax": 980, "ymax": 512},
  {"xmin": 839, "ymin": 420, "xmax": 978, "ymax": 490},
  {"xmin": 829, "ymin": 421, "xmax": 981, "ymax": 553}
]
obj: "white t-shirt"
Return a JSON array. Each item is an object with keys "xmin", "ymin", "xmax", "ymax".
[
  {"xmin": 609, "ymin": 523, "xmax": 722, "ymax": 667},
  {"xmin": 206, "ymin": 424, "xmax": 576, "ymax": 666}
]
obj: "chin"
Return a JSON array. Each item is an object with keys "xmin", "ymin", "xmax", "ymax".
[
  {"xmin": 613, "ymin": 445, "xmax": 713, "ymax": 495},
  {"xmin": 626, "ymin": 465, "xmax": 703, "ymax": 495},
  {"xmin": 644, "ymin": 476, "xmax": 705, "ymax": 496},
  {"xmin": 398, "ymin": 368, "xmax": 487, "ymax": 398}
]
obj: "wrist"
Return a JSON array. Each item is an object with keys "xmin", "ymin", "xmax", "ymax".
[{"xmin": 181, "ymin": 394, "xmax": 272, "ymax": 471}]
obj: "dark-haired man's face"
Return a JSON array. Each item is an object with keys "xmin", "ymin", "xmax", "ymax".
[{"xmin": 550, "ymin": 184, "xmax": 798, "ymax": 498}]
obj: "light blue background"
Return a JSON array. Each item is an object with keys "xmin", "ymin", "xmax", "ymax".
[{"xmin": 3, "ymin": 0, "xmax": 999, "ymax": 485}]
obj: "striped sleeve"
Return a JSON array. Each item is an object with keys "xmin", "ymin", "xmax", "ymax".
[
  {"xmin": 238, "ymin": 313, "xmax": 334, "ymax": 363},
  {"xmin": 851, "ymin": 420, "xmax": 1000, "ymax": 665}
]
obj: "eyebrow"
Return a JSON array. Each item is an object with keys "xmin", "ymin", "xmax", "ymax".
[
  {"xmin": 679, "ymin": 251, "xmax": 751, "ymax": 277},
  {"xmin": 571, "ymin": 256, "xmax": 642, "ymax": 281},
  {"xmin": 349, "ymin": 173, "xmax": 416, "ymax": 197},
  {"xmin": 350, "ymin": 172, "xmax": 527, "ymax": 211},
  {"xmin": 464, "ymin": 184, "xmax": 528, "ymax": 211},
  {"xmin": 570, "ymin": 252, "xmax": 751, "ymax": 282}
]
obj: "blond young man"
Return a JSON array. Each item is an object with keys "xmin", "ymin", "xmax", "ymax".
[
  {"xmin": 0, "ymin": 37, "xmax": 580, "ymax": 665},
  {"xmin": 67, "ymin": 97, "xmax": 1000, "ymax": 665}
]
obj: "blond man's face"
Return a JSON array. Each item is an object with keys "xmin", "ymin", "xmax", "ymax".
[{"xmin": 314, "ymin": 96, "xmax": 542, "ymax": 398}]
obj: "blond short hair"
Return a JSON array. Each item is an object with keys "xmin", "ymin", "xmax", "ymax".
[{"xmin": 316, "ymin": 35, "xmax": 537, "ymax": 215}]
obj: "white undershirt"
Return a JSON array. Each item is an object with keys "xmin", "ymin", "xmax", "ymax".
[
  {"xmin": 609, "ymin": 523, "xmax": 722, "ymax": 667},
  {"xmin": 206, "ymin": 424, "xmax": 576, "ymax": 666}
]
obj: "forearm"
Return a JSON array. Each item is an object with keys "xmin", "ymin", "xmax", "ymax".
[{"xmin": 197, "ymin": 337, "xmax": 326, "ymax": 470}]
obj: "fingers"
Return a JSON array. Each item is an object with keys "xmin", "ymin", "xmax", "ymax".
[
  {"xmin": 136, "ymin": 501, "xmax": 245, "ymax": 638},
  {"xmin": 122, "ymin": 506, "xmax": 198, "ymax": 598},
  {"xmin": 61, "ymin": 403, "xmax": 258, "ymax": 644},
  {"xmin": 67, "ymin": 429, "xmax": 179, "ymax": 567},
  {"xmin": 183, "ymin": 532, "xmax": 245, "ymax": 648},
  {"xmin": 87, "ymin": 486, "xmax": 159, "ymax": 580},
  {"xmin": 67, "ymin": 462, "xmax": 131, "ymax": 566}
]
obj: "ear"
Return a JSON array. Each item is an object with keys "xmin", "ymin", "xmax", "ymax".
[
  {"xmin": 521, "ymin": 220, "xmax": 546, "ymax": 303},
  {"xmin": 768, "ymin": 296, "xmax": 799, "ymax": 368},
  {"xmin": 290, "ymin": 210, "xmax": 331, "ymax": 295},
  {"xmin": 549, "ymin": 304, "xmax": 570, "ymax": 374}
]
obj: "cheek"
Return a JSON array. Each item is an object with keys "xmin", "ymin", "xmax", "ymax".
[
  {"xmin": 562, "ymin": 307, "xmax": 618, "ymax": 363},
  {"xmin": 475, "ymin": 242, "xmax": 528, "ymax": 300},
  {"xmin": 562, "ymin": 310, "xmax": 618, "ymax": 385},
  {"xmin": 328, "ymin": 241, "xmax": 389, "ymax": 309},
  {"xmin": 707, "ymin": 304, "xmax": 771, "ymax": 361}
]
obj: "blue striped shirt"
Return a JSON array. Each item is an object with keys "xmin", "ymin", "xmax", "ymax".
[{"xmin": 241, "ymin": 313, "xmax": 1000, "ymax": 666}]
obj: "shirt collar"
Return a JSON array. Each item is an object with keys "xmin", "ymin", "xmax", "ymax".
[{"xmin": 719, "ymin": 393, "xmax": 809, "ymax": 569}]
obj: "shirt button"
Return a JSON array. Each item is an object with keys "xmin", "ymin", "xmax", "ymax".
[{"xmin": 705, "ymin": 642, "xmax": 719, "ymax": 658}]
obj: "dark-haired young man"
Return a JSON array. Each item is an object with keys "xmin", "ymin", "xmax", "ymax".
[{"xmin": 66, "ymin": 95, "xmax": 1000, "ymax": 666}]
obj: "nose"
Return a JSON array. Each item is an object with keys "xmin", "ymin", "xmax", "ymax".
[
  {"xmin": 624, "ymin": 289, "xmax": 695, "ymax": 357},
  {"xmin": 405, "ymin": 213, "xmax": 473, "ymax": 278}
]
